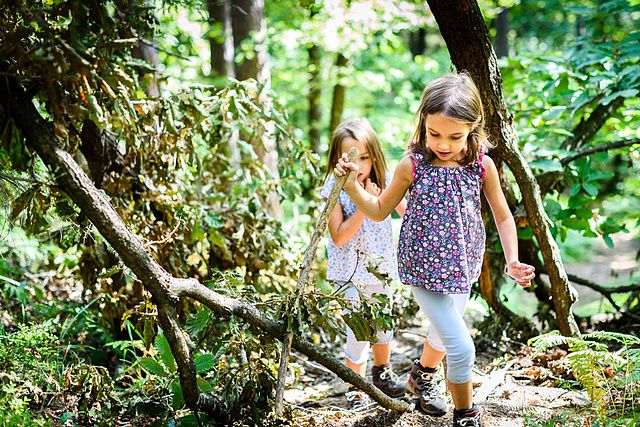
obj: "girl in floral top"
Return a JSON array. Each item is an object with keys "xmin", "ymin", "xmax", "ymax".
[
  {"xmin": 322, "ymin": 118, "xmax": 407, "ymax": 410},
  {"xmin": 334, "ymin": 74, "xmax": 535, "ymax": 427}
]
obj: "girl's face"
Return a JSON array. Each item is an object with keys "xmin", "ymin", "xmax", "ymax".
[
  {"xmin": 341, "ymin": 137, "xmax": 373, "ymax": 183},
  {"xmin": 425, "ymin": 113, "xmax": 472, "ymax": 165}
]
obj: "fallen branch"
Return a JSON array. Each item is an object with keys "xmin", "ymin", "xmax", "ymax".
[{"xmin": 1, "ymin": 65, "xmax": 412, "ymax": 416}]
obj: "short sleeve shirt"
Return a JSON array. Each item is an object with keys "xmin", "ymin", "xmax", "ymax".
[{"xmin": 321, "ymin": 175, "xmax": 399, "ymax": 285}]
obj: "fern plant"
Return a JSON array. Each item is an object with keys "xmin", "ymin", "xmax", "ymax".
[{"xmin": 528, "ymin": 330, "xmax": 640, "ymax": 424}]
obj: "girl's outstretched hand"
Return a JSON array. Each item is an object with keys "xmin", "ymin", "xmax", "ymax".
[
  {"xmin": 334, "ymin": 153, "xmax": 359, "ymax": 189},
  {"xmin": 506, "ymin": 261, "xmax": 535, "ymax": 288}
]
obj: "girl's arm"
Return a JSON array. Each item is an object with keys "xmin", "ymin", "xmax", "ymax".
[
  {"xmin": 335, "ymin": 155, "xmax": 413, "ymax": 222},
  {"xmin": 395, "ymin": 198, "xmax": 407, "ymax": 217},
  {"xmin": 482, "ymin": 155, "xmax": 536, "ymax": 287},
  {"xmin": 327, "ymin": 203, "xmax": 366, "ymax": 247},
  {"xmin": 327, "ymin": 178, "xmax": 381, "ymax": 246}
]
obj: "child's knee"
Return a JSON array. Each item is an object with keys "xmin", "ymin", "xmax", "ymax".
[{"xmin": 445, "ymin": 337, "xmax": 475, "ymax": 383}]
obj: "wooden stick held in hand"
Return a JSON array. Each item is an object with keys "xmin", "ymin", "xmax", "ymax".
[{"xmin": 274, "ymin": 147, "xmax": 358, "ymax": 415}]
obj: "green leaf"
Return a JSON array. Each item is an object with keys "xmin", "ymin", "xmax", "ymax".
[
  {"xmin": 603, "ymin": 235, "xmax": 614, "ymax": 248},
  {"xmin": 582, "ymin": 182, "xmax": 599, "ymax": 197},
  {"xmin": 172, "ymin": 381, "xmax": 184, "ymax": 410},
  {"xmin": 194, "ymin": 353, "xmax": 216, "ymax": 373},
  {"xmin": 140, "ymin": 357, "xmax": 166, "ymax": 376},
  {"xmin": 530, "ymin": 159, "xmax": 564, "ymax": 172},
  {"xmin": 156, "ymin": 333, "xmax": 176, "ymax": 373},
  {"xmin": 570, "ymin": 183, "xmax": 582, "ymax": 196}
]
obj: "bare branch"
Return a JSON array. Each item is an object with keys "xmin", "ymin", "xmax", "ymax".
[{"xmin": 561, "ymin": 138, "xmax": 640, "ymax": 165}]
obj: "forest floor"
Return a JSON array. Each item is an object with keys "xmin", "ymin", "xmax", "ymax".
[
  {"xmin": 283, "ymin": 235, "xmax": 639, "ymax": 426},
  {"xmin": 284, "ymin": 323, "xmax": 591, "ymax": 427}
]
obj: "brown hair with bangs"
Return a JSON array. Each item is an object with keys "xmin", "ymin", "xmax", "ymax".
[
  {"xmin": 324, "ymin": 118, "xmax": 388, "ymax": 190},
  {"xmin": 409, "ymin": 72, "xmax": 494, "ymax": 165}
]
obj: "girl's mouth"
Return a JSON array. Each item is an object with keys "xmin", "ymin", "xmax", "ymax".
[{"xmin": 437, "ymin": 151, "xmax": 451, "ymax": 157}]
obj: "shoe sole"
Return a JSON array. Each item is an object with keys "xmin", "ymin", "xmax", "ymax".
[{"xmin": 407, "ymin": 376, "xmax": 447, "ymax": 417}]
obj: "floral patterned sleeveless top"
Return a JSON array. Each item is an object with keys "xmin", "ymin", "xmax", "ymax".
[{"xmin": 397, "ymin": 148, "xmax": 487, "ymax": 294}]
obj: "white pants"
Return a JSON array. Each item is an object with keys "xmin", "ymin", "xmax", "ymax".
[
  {"xmin": 411, "ymin": 287, "xmax": 474, "ymax": 384},
  {"xmin": 343, "ymin": 282, "xmax": 394, "ymax": 364}
]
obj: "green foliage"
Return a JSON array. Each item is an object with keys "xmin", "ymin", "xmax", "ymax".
[
  {"xmin": 0, "ymin": 321, "xmax": 61, "ymax": 426},
  {"xmin": 529, "ymin": 330, "xmax": 640, "ymax": 423}
]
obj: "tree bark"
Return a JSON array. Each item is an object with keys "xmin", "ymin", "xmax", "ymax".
[
  {"xmin": 494, "ymin": 7, "xmax": 509, "ymax": 58},
  {"xmin": 231, "ymin": 0, "xmax": 267, "ymax": 83},
  {"xmin": 208, "ymin": 0, "xmax": 235, "ymax": 78},
  {"xmin": 1, "ymin": 70, "xmax": 411, "ymax": 415},
  {"xmin": 426, "ymin": 0, "xmax": 580, "ymax": 336},
  {"xmin": 329, "ymin": 53, "xmax": 349, "ymax": 135}
]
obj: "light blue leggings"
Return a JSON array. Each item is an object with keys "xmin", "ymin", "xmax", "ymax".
[{"xmin": 411, "ymin": 286, "xmax": 474, "ymax": 384}]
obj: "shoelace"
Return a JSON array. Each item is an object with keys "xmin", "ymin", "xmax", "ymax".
[
  {"xmin": 416, "ymin": 370, "xmax": 441, "ymax": 397},
  {"xmin": 345, "ymin": 390, "xmax": 372, "ymax": 411},
  {"xmin": 378, "ymin": 366, "xmax": 399, "ymax": 382},
  {"xmin": 456, "ymin": 412, "xmax": 481, "ymax": 427}
]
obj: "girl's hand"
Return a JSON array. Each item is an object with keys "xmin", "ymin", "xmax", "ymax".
[
  {"xmin": 364, "ymin": 178, "xmax": 380, "ymax": 196},
  {"xmin": 334, "ymin": 153, "xmax": 359, "ymax": 189},
  {"xmin": 506, "ymin": 261, "xmax": 535, "ymax": 288}
]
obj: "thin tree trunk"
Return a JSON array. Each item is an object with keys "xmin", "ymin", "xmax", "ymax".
[
  {"xmin": 308, "ymin": 43, "xmax": 322, "ymax": 155},
  {"xmin": 208, "ymin": 0, "xmax": 234, "ymax": 78},
  {"xmin": 408, "ymin": 28, "xmax": 427, "ymax": 57},
  {"xmin": 329, "ymin": 53, "xmax": 349, "ymax": 135},
  {"xmin": 494, "ymin": 7, "xmax": 509, "ymax": 58},
  {"xmin": 426, "ymin": 0, "xmax": 580, "ymax": 336}
]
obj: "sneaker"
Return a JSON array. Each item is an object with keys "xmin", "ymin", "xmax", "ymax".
[
  {"xmin": 345, "ymin": 387, "xmax": 373, "ymax": 411},
  {"xmin": 453, "ymin": 404, "xmax": 482, "ymax": 426},
  {"xmin": 372, "ymin": 363, "xmax": 406, "ymax": 398},
  {"xmin": 407, "ymin": 359, "xmax": 447, "ymax": 416}
]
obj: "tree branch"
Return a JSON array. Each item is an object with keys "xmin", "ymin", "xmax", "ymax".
[
  {"xmin": 561, "ymin": 138, "xmax": 640, "ymax": 165},
  {"xmin": 566, "ymin": 97, "xmax": 625, "ymax": 150}
]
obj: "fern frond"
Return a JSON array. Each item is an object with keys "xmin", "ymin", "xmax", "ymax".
[
  {"xmin": 582, "ymin": 331, "xmax": 640, "ymax": 346},
  {"xmin": 528, "ymin": 330, "xmax": 570, "ymax": 351}
]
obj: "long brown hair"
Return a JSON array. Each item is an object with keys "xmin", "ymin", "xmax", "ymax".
[
  {"xmin": 324, "ymin": 118, "xmax": 388, "ymax": 189},
  {"xmin": 409, "ymin": 72, "xmax": 493, "ymax": 165}
]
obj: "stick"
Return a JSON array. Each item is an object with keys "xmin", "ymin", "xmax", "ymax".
[{"xmin": 274, "ymin": 147, "xmax": 358, "ymax": 416}]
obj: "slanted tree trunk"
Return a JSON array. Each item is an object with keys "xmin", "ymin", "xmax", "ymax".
[
  {"xmin": 208, "ymin": 0, "xmax": 235, "ymax": 78},
  {"xmin": 426, "ymin": 0, "xmax": 580, "ymax": 337},
  {"xmin": 329, "ymin": 53, "xmax": 349, "ymax": 135},
  {"xmin": 1, "ymin": 68, "xmax": 412, "ymax": 415}
]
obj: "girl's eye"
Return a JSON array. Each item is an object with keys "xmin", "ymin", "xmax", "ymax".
[
  {"xmin": 451, "ymin": 137, "xmax": 461, "ymax": 140},
  {"xmin": 429, "ymin": 133, "xmax": 439, "ymax": 137}
]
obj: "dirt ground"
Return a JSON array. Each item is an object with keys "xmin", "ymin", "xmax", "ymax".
[{"xmin": 283, "ymin": 323, "xmax": 592, "ymax": 427}]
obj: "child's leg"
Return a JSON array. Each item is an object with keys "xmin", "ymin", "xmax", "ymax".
[
  {"xmin": 372, "ymin": 342, "xmax": 391, "ymax": 365},
  {"xmin": 420, "ymin": 293, "xmax": 470, "ymax": 368},
  {"xmin": 343, "ymin": 284, "xmax": 370, "ymax": 376},
  {"xmin": 411, "ymin": 287, "xmax": 475, "ymax": 410}
]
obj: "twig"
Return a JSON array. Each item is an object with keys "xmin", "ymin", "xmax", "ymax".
[
  {"xmin": 561, "ymin": 138, "xmax": 640, "ymax": 165},
  {"xmin": 274, "ymin": 147, "xmax": 359, "ymax": 416},
  {"xmin": 143, "ymin": 220, "xmax": 183, "ymax": 248}
]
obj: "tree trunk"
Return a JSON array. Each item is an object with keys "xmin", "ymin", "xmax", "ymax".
[
  {"xmin": 231, "ymin": 0, "xmax": 267, "ymax": 83},
  {"xmin": 308, "ymin": 43, "xmax": 322, "ymax": 155},
  {"xmin": 208, "ymin": 0, "xmax": 235, "ymax": 78},
  {"xmin": 132, "ymin": 40, "xmax": 160, "ymax": 97},
  {"xmin": 408, "ymin": 28, "xmax": 427, "ymax": 57},
  {"xmin": 329, "ymin": 53, "xmax": 349, "ymax": 135},
  {"xmin": 0, "ymin": 70, "xmax": 411, "ymax": 415},
  {"xmin": 426, "ymin": 0, "xmax": 580, "ymax": 337},
  {"xmin": 494, "ymin": 7, "xmax": 509, "ymax": 58},
  {"xmin": 230, "ymin": 0, "xmax": 281, "ymax": 218}
]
